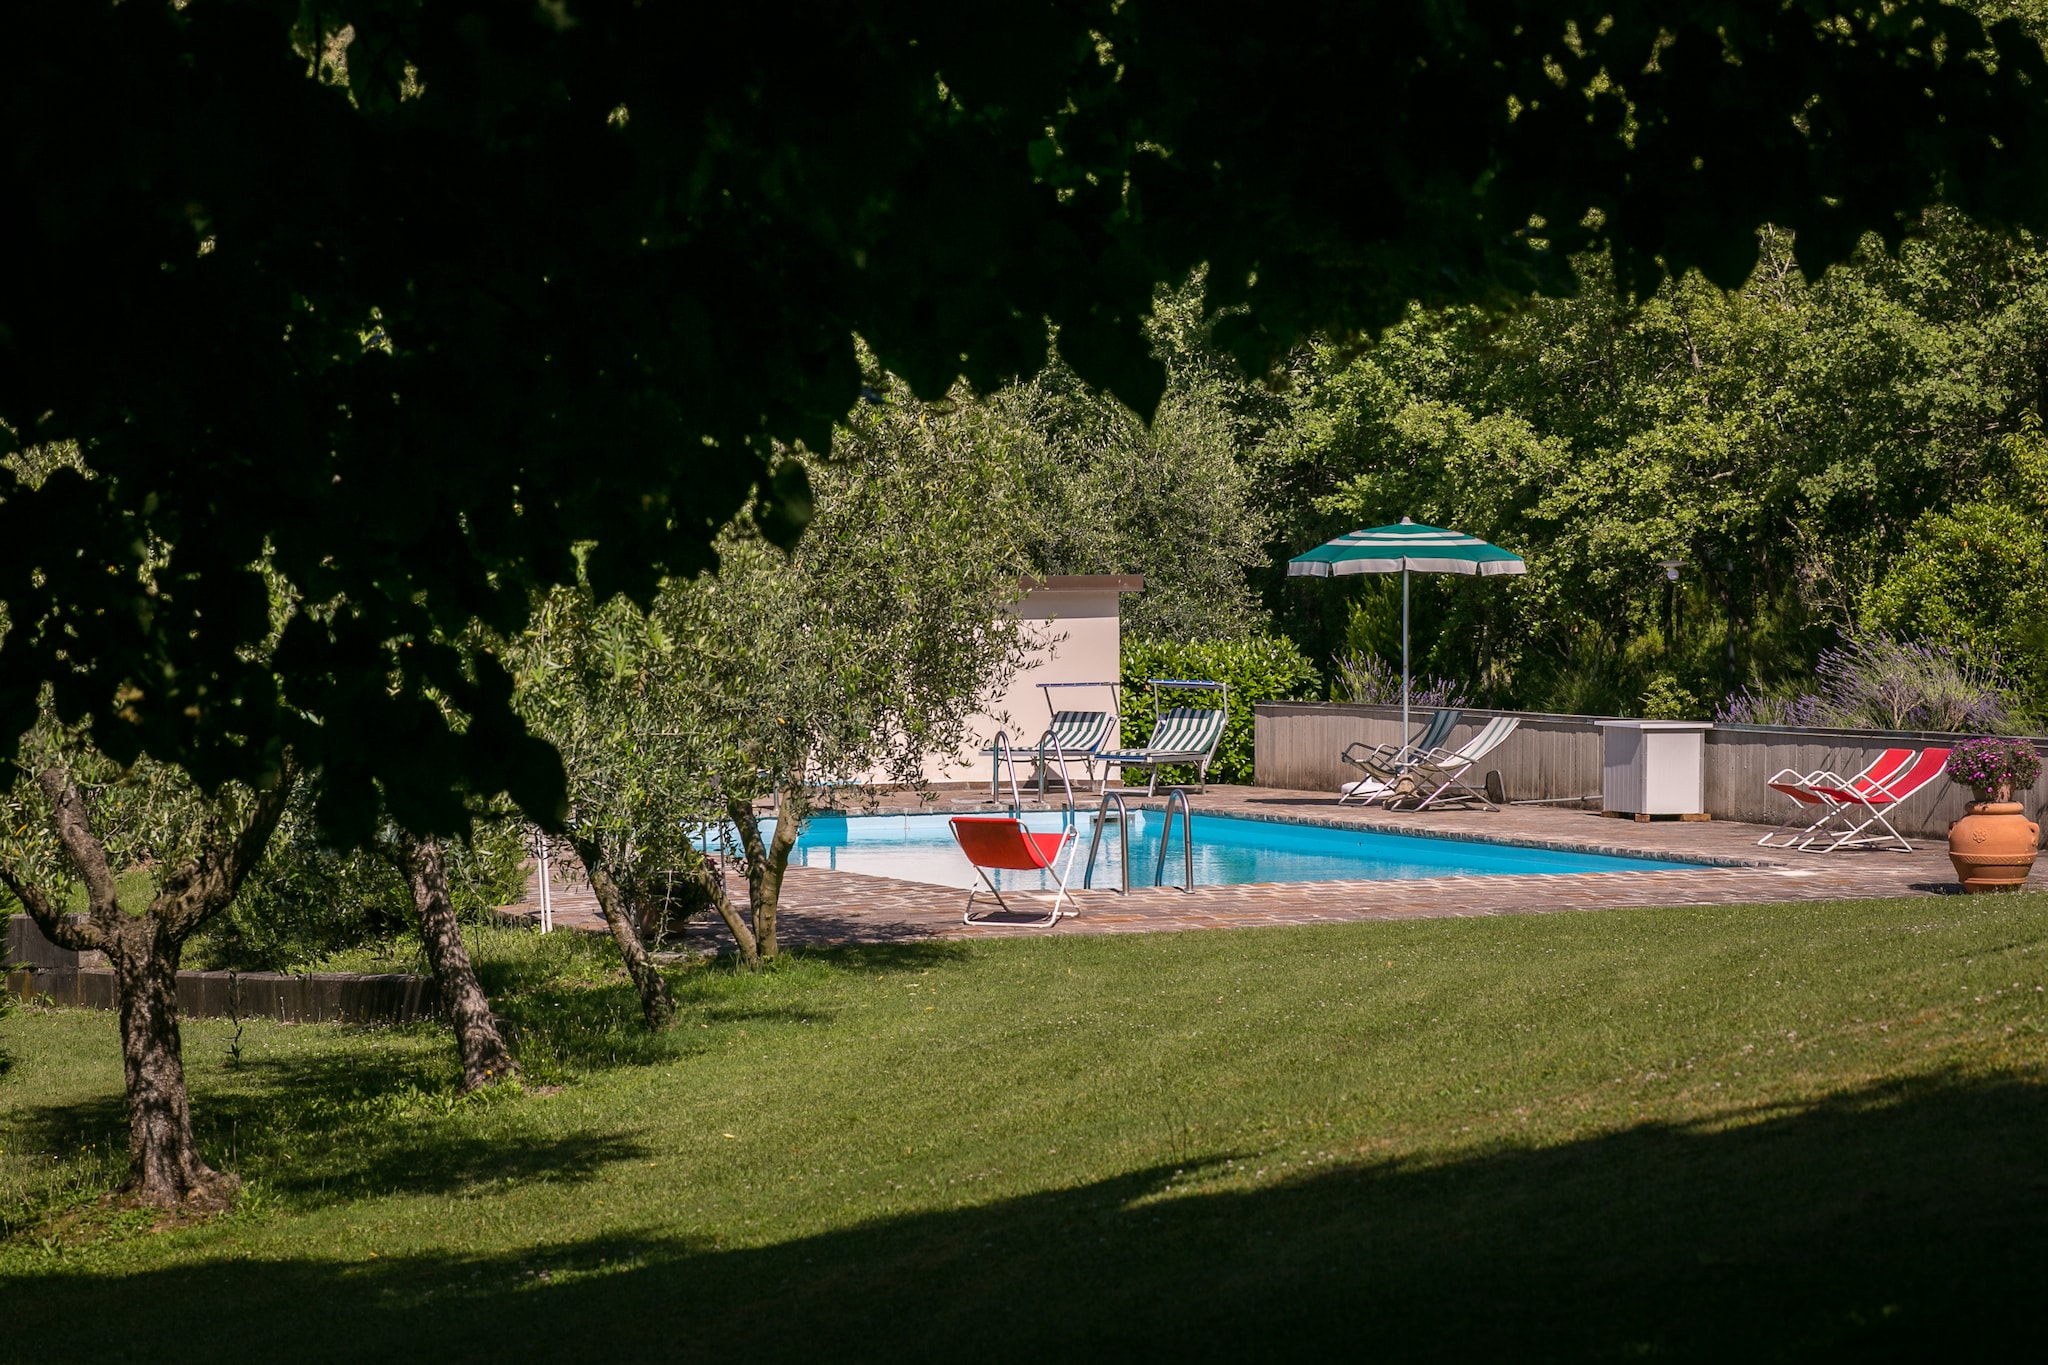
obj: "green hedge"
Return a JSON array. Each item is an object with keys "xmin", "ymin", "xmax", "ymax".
[{"xmin": 1119, "ymin": 636, "xmax": 1320, "ymax": 786}]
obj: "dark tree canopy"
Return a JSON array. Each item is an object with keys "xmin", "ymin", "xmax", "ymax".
[{"xmin": 4, "ymin": 1, "xmax": 2047, "ymax": 837}]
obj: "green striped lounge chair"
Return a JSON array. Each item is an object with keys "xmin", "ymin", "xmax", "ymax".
[
  {"xmin": 1099, "ymin": 681, "xmax": 1231, "ymax": 795},
  {"xmin": 985, "ymin": 709, "xmax": 1118, "ymax": 800}
]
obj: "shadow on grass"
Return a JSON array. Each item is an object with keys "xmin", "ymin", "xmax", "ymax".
[
  {"xmin": 3, "ymin": 1039, "xmax": 648, "ymax": 1212},
  {"xmin": 491, "ymin": 939, "xmax": 975, "ymax": 1075},
  {"xmin": 13, "ymin": 1069, "xmax": 2046, "ymax": 1360}
]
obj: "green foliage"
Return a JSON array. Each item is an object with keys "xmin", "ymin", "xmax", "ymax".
[
  {"xmin": 0, "ymin": 713, "xmax": 273, "ymax": 912},
  {"xmin": 1258, "ymin": 215, "xmax": 2048, "ymax": 718},
  {"xmin": 1119, "ymin": 636, "xmax": 1319, "ymax": 784},
  {"xmin": 191, "ymin": 790, "xmax": 529, "ymax": 974},
  {"xmin": 1007, "ymin": 281, "xmax": 1280, "ymax": 639},
  {"xmin": 1637, "ymin": 676, "xmax": 1706, "ymax": 721},
  {"xmin": 8, "ymin": 4, "xmax": 2048, "ymax": 831},
  {"xmin": 1860, "ymin": 422, "xmax": 2048, "ymax": 715},
  {"xmin": 510, "ymin": 367, "xmax": 1030, "ymax": 917}
]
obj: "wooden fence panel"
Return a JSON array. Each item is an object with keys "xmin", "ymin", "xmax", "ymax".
[{"xmin": 1256, "ymin": 703, "xmax": 2048, "ymax": 843}]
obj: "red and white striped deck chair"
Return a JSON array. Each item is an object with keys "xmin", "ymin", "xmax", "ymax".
[
  {"xmin": 1805, "ymin": 747, "xmax": 1950, "ymax": 852},
  {"xmin": 949, "ymin": 817, "xmax": 1079, "ymax": 928},
  {"xmin": 1758, "ymin": 748, "xmax": 1913, "ymax": 849}
]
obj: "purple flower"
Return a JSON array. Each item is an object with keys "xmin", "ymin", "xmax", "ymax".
[{"xmin": 1945, "ymin": 737, "xmax": 2043, "ymax": 799}]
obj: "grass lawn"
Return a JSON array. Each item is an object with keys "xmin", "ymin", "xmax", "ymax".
[{"xmin": 4, "ymin": 895, "xmax": 2046, "ymax": 1360}]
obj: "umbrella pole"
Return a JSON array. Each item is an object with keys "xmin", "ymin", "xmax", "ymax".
[{"xmin": 1401, "ymin": 566, "xmax": 1410, "ymax": 737}]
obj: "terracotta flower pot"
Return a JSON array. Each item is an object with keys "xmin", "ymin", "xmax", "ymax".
[{"xmin": 1947, "ymin": 801, "xmax": 2040, "ymax": 893}]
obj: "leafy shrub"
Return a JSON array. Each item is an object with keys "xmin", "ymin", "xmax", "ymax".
[
  {"xmin": 1120, "ymin": 635, "xmax": 1319, "ymax": 785},
  {"xmin": 1945, "ymin": 737, "xmax": 2043, "ymax": 801},
  {"xmin": 192, "ymin": 784, "xmax": 531, "ymax": 972},
  {"xmin": 1716, "ymin": 633, "xmax": 2021, "ymax": 734},
  {"xmin": 1637, "ymin": 674, "xmax": 1704, "ymax": 720},
  {"xmin": 1329, "ymin": 651, "xmax": 1471, "ymax": 709}
]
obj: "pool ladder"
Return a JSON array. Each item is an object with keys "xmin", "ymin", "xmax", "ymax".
[
  {"xmin": 988, "ymin": 729, "xmax": 1076, "ymax": 812},
  {"xmin": 1082, "ymin": 787, "xmax": 1194, "ymax": 894}
]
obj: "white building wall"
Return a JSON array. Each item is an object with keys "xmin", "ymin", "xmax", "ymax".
[{"xmin": 924, "ymin": 575, "xmax": 1142, "ymax": 786}]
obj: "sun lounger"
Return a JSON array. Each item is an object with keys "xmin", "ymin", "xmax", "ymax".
[
  {"xmin": 1758, "ymin": 748, "xmax": 1913, "ymax": 849},
  {"xmin": 1338, "ymin": 708, "xmax": 1463, "ymax": 805},
  {"xmin": 950, "ymin": 816, "xmax": 1078, "ymax": 927},
  {"xmin": 1362, "ymin": 715, "xmax": 1521, "ymax": 810},
  {"xmin": 982, "ymin": 683, "xmax": 1122, "ymax": 802},
  {"xmin": 1098, "ymin": 680, "xmax": 1230, "ymax": 795},
  {"xmin": 1802, "ymin": 747, "xmax": 1951, "ymax": 852}
]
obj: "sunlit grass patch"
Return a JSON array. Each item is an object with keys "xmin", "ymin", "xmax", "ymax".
[{"xmin": 2, "ymin": 894, "xmax": 2045, "ymax": 1356}]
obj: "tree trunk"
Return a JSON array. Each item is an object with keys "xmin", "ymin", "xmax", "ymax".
[
  {"xmin": 570, "ymin": 837, "xmax": 675, "ymax": 1029},
  {"xmin": 395, "ymin": 833, "xmax": 514, "ymax": 1091},
  {"xmin": 727, "ymin": 794, "xmax": 801, "ymax": 960},
  {"xmin": 112, "ymin": 926, "xmax": 239, "ymax": 1209},
  {"xmin": 688, "ymin": 854, "xmax": 759, "ymax": 968}
]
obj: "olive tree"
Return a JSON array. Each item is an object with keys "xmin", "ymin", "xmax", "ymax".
[
  {"xmin": 0, "ymin": 719, "xmax": 294, "ymax": 1209},
  {"xmin": 514, "ymin": 376, "xmax": 1030, "ymax": 989}
]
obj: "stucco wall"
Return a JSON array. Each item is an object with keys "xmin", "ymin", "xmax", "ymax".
[{"xmin": 922, "ymin": 576, "xmax": 1140, "ymax": 786}]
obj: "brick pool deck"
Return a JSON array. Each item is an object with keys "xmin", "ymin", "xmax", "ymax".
[{"xmin": 503, "ymin": 786, "xmax": 2012, "ymax": 950}]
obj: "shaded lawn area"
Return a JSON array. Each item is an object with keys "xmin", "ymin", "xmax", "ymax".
[{"xmin": 3, "ymin": 895, "xmax": 2046, "ymax": 1360}]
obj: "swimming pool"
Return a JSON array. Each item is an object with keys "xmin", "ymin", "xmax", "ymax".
[{"xmin": 773, "ymin": 811, "xmax": 1705, "ymax": 892}]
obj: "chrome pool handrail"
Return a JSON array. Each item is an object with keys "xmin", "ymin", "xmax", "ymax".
[
  {"xmin": 1082, "ymin": 789, "xmax": 1131, "ymax": 894},
  {"xmin": 1155, "ymin": 788, "xmax": 1194, "ymax": 891},
  {"xmin": 989, "ymin": 730, "xmax": 1022, "ymax": 811}
]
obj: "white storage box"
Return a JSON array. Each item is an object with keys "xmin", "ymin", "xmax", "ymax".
[{"xmin": 1595, "ymin": 720, "xmax": 1710, "ymax": 818}]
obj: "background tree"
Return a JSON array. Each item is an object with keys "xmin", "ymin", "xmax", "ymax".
[
  {"xmin": 512, "ymin": 589, "xmax": 713, "ymax": 1023},
  {"xmin": 0, "ymin": 719, "xmax": 294, "ymax": 1208},
  {"xmin": 1005, "ymin": 283, "xmax": 1279, "ymax": 639},
  {"xmin": 6, "ymin": 2, "xmax": 2047, "ymax": 835},
  {"xmin": 1250, "ymin": 211, "xmax": 2048, "ymax": 719}
]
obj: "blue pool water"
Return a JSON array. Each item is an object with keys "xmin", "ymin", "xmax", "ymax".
[{"xmin": 773, "ymin": 811, "xmax": 1704, "ymax": 893}]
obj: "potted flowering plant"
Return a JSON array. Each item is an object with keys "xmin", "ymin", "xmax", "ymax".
[
  {"xmin": 1944, "ymin": 737, "xmax": 2043, "ymax": 893},
  {"xmin": 1945, "ymin": 737, "xmax": 2042, "ymax": 803}
]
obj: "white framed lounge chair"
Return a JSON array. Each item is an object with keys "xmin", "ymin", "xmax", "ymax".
[
  {"xmin": 1758, "ymin": 748, "xmax": 1914, "ymax": 849},
  {"xmin": 1339, "ymin": 708, "xmax": 1463, "ymax": 805},
  {"xmin": 1099, "ymin": 679, "xmax": 1230, "ymax": 795},
  {"xmin": 1799, "ymin": 746, "xmax": 1950, "ymax": 852},
  {"xmin": 950, "ymin": 816, "xmax": 1079, "ymax": 928},
  {"xmin": 1364, "ymin": 715, "xmax": 1521, "ymax": 810}
]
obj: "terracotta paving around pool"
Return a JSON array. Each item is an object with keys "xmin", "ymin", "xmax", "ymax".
[{"xmin": 500, "ymin": 785, "xmax": 2010, "ymax": 951}]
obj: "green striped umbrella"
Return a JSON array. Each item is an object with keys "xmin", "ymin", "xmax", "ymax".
[{"xmin": 1287, "ymin": 518, "xmax": 1525, "ymax": 734}]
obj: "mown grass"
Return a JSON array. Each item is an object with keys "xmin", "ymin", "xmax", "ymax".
[{"xmin": 4, "ymin": 894, "xmax": 2047, "ymax": 1360}]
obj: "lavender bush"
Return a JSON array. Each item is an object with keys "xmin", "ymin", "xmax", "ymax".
[
  {"xmin": 1331, "ymin": 650, "xmax": 1472, "ymax": 709},
  {"xmin": 1945, "ymin": 737, "xmax": 2043, "ymax": 801},
  {"xmin": 1716, "ymin": 633, "xmax": 2020, "ymax": 734}
]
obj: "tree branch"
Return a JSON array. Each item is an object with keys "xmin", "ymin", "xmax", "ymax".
[
  {"xmin": 155, "ymin": 754, "xmax": 301, "ymax": 939},
  {"xmin": 0, "ymin": 864, "xmax": 100, "ymax": 953},
  {"xmin": 38, "ymin": 766, "xmax": 120, "ymax": 919}
]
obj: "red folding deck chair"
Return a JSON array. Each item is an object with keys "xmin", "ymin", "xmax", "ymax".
[
  {"xmin": 949, "ymin": 816, "xmax": 1079, "ymax": 928},
  {"xmin": 1759, "ymin": 749, "xmax": 1914, "ymax": 849},
  {"xmin": 1805, "ymin": 747, "xmax": 1950, "ymax": 852}
]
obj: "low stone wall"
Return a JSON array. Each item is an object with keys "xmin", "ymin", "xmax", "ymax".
[
  {"xmin": 3, "ymin": 965, "xmax": 440, "ymax": 1023},
  {"xmin": 4, "ymin": 916, "xmax": 439, "ymax": 1022},
  {"xmin": 1254, "ymin": 702, "xmax": 2048, "ymax": 843}
]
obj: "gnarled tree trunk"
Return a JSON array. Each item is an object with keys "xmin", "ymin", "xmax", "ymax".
[
  {"xmin": 569, "ymin": 835, "xmax": 675, "ymax": 1028},
  {"xmin": 393, "ymin": 833, "xmax": 514, "ymax": 1091},
  {"xmin": 0, "ymin": 760, "xmax": 295, "ymax": 1209},
  {"xmin": 727, "ymin": 793, "xmax": 800, "ymax": 961},
  {"xmin": 111, "ymin": 925, "xmax": 237, "ymax": 1208}
]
